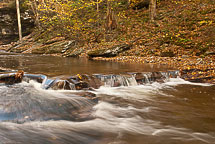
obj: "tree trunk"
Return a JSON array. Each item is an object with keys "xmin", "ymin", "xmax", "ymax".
[
  {"xmin": 97, "ymin": 0, "xmax": 99, "ymax": 13},
  {"xmin": 16, "ymin": 0, "xmax": 22, "ymax": 42},
  {"xmin": 105, "ymin": 0, "xmax": 117, "ymax": 32},
  {"xmin": 30, "ymin": 0, "xmax": 41, "ymax": 30},
  {"xmin": 149, "ymin": 0, "xmax": 156, "ymax": 22}
]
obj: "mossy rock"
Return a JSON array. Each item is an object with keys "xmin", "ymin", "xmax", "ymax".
[
  {"xmin": 46, "ymin": 42, "xmax": 68, "ymax": 54},
  {"xmin": 69, "ymin": 48, "xmax": 84, "ymax": 57},
  {"xmin": 63, "ymin": 47, "xmax": 84, "ymax": 57},
  {"xmin": 10, "ymin": 43, "xmax": 31, "ymax": 53},
  {"xmin": 87, "ymin": 48, "xmax": 107, "ymax": 56},
  {"xmin": 31, "ymin": 41, "xmax": 68, "ymax": 54},
  {"xmin": 10, "ymin": 48, "xmax": 23, "ymax": 53},
  {"xmin": 31, "ymin": 46, "xmax": 47, "ymax": 54},
  {"xmin": 88, "ymin": 44, "xmax": 131, "ymax": 57}
]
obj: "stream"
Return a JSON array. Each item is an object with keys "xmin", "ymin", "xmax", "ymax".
[{"xmin": 0, "ymin": 52, "xmax": 215, "ymax": 144}]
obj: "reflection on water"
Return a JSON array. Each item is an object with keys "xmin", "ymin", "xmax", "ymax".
[
  {"xmin": 0, "ymin": 52, "xmax": 173, "ymax": 76},
  {"xmin": 0, "ymin": 53, "xmax": 215, "ymax": 144}
]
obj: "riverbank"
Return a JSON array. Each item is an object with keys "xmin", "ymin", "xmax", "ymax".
[
  {"xmin": 92, "ymin": 55, "xmax": 215, "ymax": 83},
  {"xmin": 0, "ymin": 39, "xmax": 214, "ymax": 84},
  {"xmin": 0, "ymin": 30, "xmax": 215, "ymax": 84},
  {"xmin": 0, "ymin": 0, "xmax": 215, "ymax": 83}
]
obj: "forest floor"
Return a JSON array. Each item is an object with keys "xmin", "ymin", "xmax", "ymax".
[
  {"xmin": 0, "ymin": 0, "xmax": 215, "ymax": 83},
  {"xmin": 87, "ymin": 0, "xmax": 215, "ymax": 83}
]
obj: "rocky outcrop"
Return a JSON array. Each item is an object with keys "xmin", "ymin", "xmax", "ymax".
[
  {"xmin": 31, "ymin": 40, "xmax": 69, "ymax": 54},
  {"xmin": 4, "ymin": 36, "xmax": 84, "ymax": 56},
  {"xmin": 0, "ymin": 5, "xmax": 34, "ymax": 45},
  {"xmin": 30, "ymin": 39, "xmax": 83, "ymax": 57},
  {"xmin": 0, "ymin": 7, "xmax": 17, "ymax": 44},
  {"xmin": 88, "ymin": 44, "xmax": 132, "ymax": 57}
]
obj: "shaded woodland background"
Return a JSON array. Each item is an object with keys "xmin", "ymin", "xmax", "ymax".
[{"xmin": 0, "ymin": 0, "xmax": 214, "ymax": 58}]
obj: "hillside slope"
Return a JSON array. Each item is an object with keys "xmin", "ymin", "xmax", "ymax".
[{"xmin": 0, "ymin": 0, "xmax": 215, "ymax": 83}]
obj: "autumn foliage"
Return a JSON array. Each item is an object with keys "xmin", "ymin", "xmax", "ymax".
[{"xmin": 24, "ymin": 0, "xmax": 214, "ymax": 57}]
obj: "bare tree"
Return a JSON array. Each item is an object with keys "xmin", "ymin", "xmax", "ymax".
[
  {"xmin": 30, "ymin": 0, "xmax": 41, "ymax": 29},
  {"xmin": 16, "ymin": 0, "xmax": 22, "ymax": 42},
  {"xmin": 149, "ymin": 0, "xmax": 156, "ymax": 22},
  {"xmin": 105, "ymin": 0, "xmax": 117, "ymax": 32}
]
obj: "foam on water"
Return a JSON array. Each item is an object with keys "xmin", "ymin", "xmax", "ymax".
[
  {"xmin": 0, "ymin": 78, "xmax": 214, "ymax": 143},
  {"xmin": 0, "ymin": 100, "xmax": 215, "ymax": 144},
  {"xmin": 164, "ymin": 78, "xmax": 213, "ymax": 86},
  {"xmin": 0, "ymin": 81, "xmax": 96, "ymax": 124}
]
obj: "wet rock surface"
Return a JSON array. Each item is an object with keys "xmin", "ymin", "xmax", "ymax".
[
  {"xmin": 0, "ymin": 71, "xmax": 98, "ymax": 123},
  {"xmin": 0, "ymin": 69, "xmax": 214, "ymax": 125},
  {"xmin": 1, "ymin": 69, "xmax": 214, "ymax": 91},
  {"xmin": 0, "ymin": 70, "xmax": 181, "ymax": 90},
  {"xmin": 0, "ymin": 70, "xmax": 24, "ymax": 84}
]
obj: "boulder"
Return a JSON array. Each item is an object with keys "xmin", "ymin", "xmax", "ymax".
[
  {"xmin": 78, "ymin": 74, "xmax": 102, "ymax": 89},
  {"xmin": 31, "ymin": 41, "xmax": 68, "ymax": 54},
  {"xmin": 51, "ymin": 80, "xmax": 73, "ymax": 90},
  {"xmin": 88, "ymin": 44, "xmax": 131, "ymax": 57},
  {"xmin": 0, "ymin": 70, "xmax": 24, "ymax": 84},
  {"xmin": 76, "ymin": 92, "xmax": 98, "ymax": 103},
  {"xmin": 66, "ymin": 48, "xmax": 84, "ymax": 57}
]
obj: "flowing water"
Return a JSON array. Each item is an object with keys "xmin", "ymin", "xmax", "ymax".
[{"xmin": 0, "ymin": 52, "xmax": 215, "ymax": 144}]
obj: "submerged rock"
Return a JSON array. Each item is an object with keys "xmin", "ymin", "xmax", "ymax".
[
  {"xmin": 0, "ymin": 84, "xmax": 97, "ymax": 123},
  {"xmin": 76, "ymin": 92, "xmax": 98, "ymax": 103}
]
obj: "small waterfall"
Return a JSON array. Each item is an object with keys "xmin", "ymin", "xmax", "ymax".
[
  {"xmin": 91, "ymin": 70, "xmax": 179, "ymax": 87},
  {"xmin": 0, "ymin": 70, "xmax": 180, "ymax": 90},
  {"xmin": 94, "ymin": 74, "xmax": 138, "ymax": 87},
  {"xmin": 143, "ymin": 73, "xmax": 152, "ymax": 83},
  {"xmin": 133, "ymin": 70, "xmax": 180, "ymax": 84}
]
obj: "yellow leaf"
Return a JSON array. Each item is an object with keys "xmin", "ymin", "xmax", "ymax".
[{"xmin": 77, "ymin": 74, "xmax": 82, "ymax": 80}]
